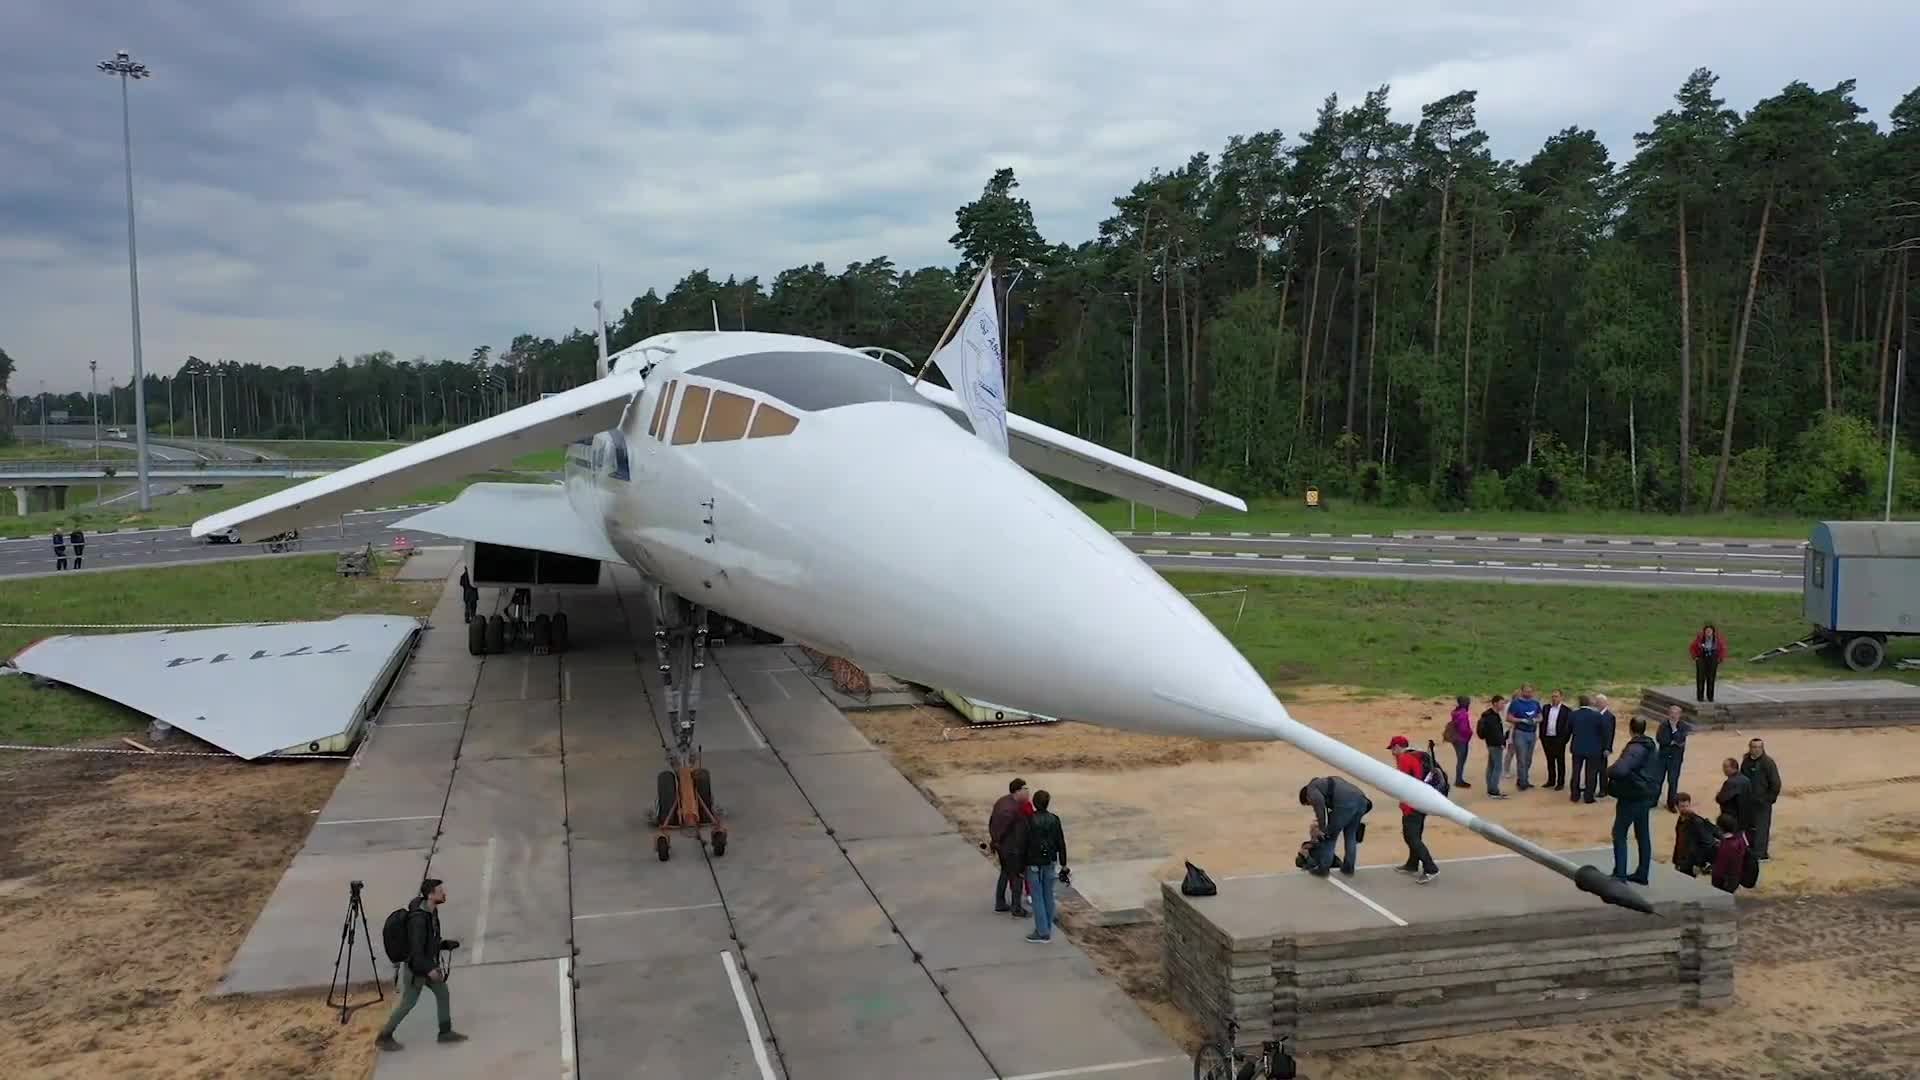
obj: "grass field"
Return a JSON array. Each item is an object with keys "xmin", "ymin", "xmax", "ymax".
[
  {"xmin": 0, "ymin": 555, "xmax": 436, "ymax": 745},
  {"xmin": 1081, "ymin": 498, "xmax": 1816, "ymax": 541},
  {"xmin": 0, "ymin": 441, "xmax": 136, "ymax": 462},
  {"xmin": 226, "ymin": 439, "xmax": 402, "ymax": 460},
  {"xmin": 1168, "ymin": 572, "xmax": 1895, "ymax": 701},
  {"xmin": 0, "ymin": 480, "xmax": 302, "ymax": 539}
]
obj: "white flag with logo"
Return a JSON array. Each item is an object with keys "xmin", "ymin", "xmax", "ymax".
[{"xmin": 928, "ymin": 269, "xmax": 1008, "ymax": 453}]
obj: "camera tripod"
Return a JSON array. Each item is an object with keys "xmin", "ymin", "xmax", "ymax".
[{"xmin": 326, "ymin": 880, "xmax": 386, "ymax": 1024}]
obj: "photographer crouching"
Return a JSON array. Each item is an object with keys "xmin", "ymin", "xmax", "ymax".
[{"xmin": 375, "ymin": 878, "xmax": 468, "ymax": 1052}]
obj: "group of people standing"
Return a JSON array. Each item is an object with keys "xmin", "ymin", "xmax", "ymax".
[
  {"xmin": 986, "ymin": 778, "xmax": 1070, "ymax": 944},
  {"xmin": 49, "ymin": 528, "xmax": 86, "ymax": 570},
  {"xmin": 1446, "ymin": 685, "xmax": 1621, "ymax": 800}
]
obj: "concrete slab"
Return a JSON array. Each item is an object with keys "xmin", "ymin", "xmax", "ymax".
[
  {"xmin": 428, "ymin": 835, "xmax": 572, "ymax": 968},
  {"xmin": 461, "ymin": 698, "xmax": 562, "ymax": 760},
  {"xmin": 561, "ymin": 699, "xmax": 665, "ymax": 761},
  {"xmin": 721, "ymin": 673, "xmax": 872, "ymax": 756},
  {"xmin": 388, "ymin": 659, "xmax": 482, "ymax": 709},
  {"xmin": 572, "ymin": 900, "xmax": 736, "ymax": 967},
  {"xmin": 749, "ymin": 944, "xmax": 990, "ymax": 1079},
  {"xmin": 1066, "ymin": 857, "xmax": 1170, "ymax": 927},
  {"xmin": 473, "ymin": 652, "xmax": 560, "ymax": 704},
  {"xmin": 302, "ymin": 816, "xmax": 440, "ymax": 856},
  {"xmin": 371, "ymin": 956, "xmax": 570, "ymax": 1080},
  {"xmin": 694, "ymin": 749, "xmax": 821, "ymax": 833},
  {"xmin": 941, "ymin": 953, "xmax": 1190, "ymax": 1080},
  {"xmin": 322, "ymin": 757, "xmax": 459, "ymax": 825},
  {"xmin": 218, "ymin": 848, "xmax": 427, "ymax": 996},
  {"xmin": 711, "ymin": 825, "xmax": 898, "ymax": 960},
  {"xmin": 395, "ymin": 545, "xmax": 462, "ymax": 581},
  {"xmin": 561, "ymin": 659, "xmax": 649, "ymax": 703},
  {"xmin": 565, "ymin": 753, "xmax": 672, "ymax": 841},
  {"xmin": 569, "ymin": 835, "xmax": 724, "ymax": 922},
  {"xmin": 439, "ymin": 757, "xmax": 565, "ymax": 846},
  {"xmin": 576, "ymin": 951, "xmax": 781, "ymax": 1079},
  {"xmin": 842, "ymin": 835, "xmax": 1052, "ymax": 972},
  {"xmin": 781, "ymin": 751, "xmax": 955, "ymax": 841}
]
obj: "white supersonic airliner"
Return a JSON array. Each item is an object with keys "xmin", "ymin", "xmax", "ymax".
[{"xmin": 194, "ymin": 327, "xmax": 1648, "ymax": 910}]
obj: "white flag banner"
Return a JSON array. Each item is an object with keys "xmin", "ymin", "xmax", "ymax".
[{"xmin": 928, "ymin": 269, "xmax": 1008, "ymax": 453}]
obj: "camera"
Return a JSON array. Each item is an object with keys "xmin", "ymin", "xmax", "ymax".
[{"xmin": 349, "ymin": 879, "xmax": 365, "ymax": 896}]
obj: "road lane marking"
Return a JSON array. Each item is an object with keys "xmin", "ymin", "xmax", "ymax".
[
  {"xmin": 721, "ymin": 951, "xmax": 778, "ymax": 1080},
  {"xmin": 472, "ymin": 835, "xmax": 497, "ymax": 965},
  {"xmin": 1328, "ymin": 875, "xmax": 1408, "ymax": 927},
  {"xmin": 573, "ymin": 902, "xmax": 724, "ymax": 920}
]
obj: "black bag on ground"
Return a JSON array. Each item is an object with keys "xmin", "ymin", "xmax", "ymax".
[
  {"xmin": 381, "ymin": 905, "xmax": 416, "ymax": 965},
  {"xmin": 1181, "ymin": 861, "xmax": 1218, "ymax": 897}
]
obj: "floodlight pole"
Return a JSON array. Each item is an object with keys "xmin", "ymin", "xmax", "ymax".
[
  {"xmin": 99, "ymin": 49, "xmax": 153, "ymax": 510},
  {"xmin": 1887, "ymin": 345, "xmax": 1906, "ymax": 522},
  {"xmin": 1127, "ymin": 290, "xmax": 1139, "ymax": 531},
  {"xmin": 91, "ymin": 360, "xmax": 101, "ymax": 501}
]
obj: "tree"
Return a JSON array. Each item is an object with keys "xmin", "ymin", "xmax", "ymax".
[{"xmin": 950, "ymin": 168, "xmax": 1049, "ymax": 274}]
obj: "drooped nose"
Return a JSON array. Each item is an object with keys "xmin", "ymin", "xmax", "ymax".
[{"xmin": 792, "ymin": 403, "xmax": 1294, "ymax": 741}]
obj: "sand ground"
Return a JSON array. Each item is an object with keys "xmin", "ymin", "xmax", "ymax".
[
  {"xmin": 851, "ymin": 695, "xmax": 1920, "ymax": 1079},
  {"xmin": 0, "ymin": 752, "xmax": 376, "ymax": 1080}
]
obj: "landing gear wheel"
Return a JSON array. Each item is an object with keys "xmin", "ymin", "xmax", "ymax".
[
  {"xmin": 1844, "ymin": 634, "xmax": 1887, "ymax": 672},
  {"xmin": 655, "ymin": 835, "xmax": 671, "ymax": 862},
  {"xmin": 653, "ymin": 769, "xmax": 677, "ymax": 826},
  {"xmin": 485, "ymin": 614, "xmax": 505, "ymax": 653},
  {"xmin": 467, "ymin": 617, "xmax": 488, "ymax": 656},
  {"xmin": 711, "ymin": 829, "xmax": 728, "ymax": 857},
  {"xmin": 693, "ymin": 768, "xmax": 715, "ymax": 824},
  {"xmin": 531, "ymin": 613, "xmax": 552, "ymax": 652},
  {"xmin": 552, "ymin": 612, "xmax": 570, "ymax": 654}
]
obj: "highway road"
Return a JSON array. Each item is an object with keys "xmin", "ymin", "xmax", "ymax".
[{"xmin": 0, "ymin": 507, "xmax": 444, "ymax": 577}]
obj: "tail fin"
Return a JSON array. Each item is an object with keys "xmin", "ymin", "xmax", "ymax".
[{"xmin": 593, "ymin": 267, "xmax": 610, "ymax": 379}]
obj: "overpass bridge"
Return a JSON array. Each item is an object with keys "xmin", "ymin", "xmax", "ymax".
[{"xmin": 1, "ymin": 460, "xmax": 353, "ymax": 515}]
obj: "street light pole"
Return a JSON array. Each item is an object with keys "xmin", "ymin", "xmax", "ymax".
[
  {"xmin": 90, "ymin": 360, "xmax": 101, "ymax": 501},
  {"xmin": 99, "ymin": 49, "xmax": 153, "ymax": 510}
]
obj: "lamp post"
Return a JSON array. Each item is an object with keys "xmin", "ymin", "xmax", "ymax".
[
  {"xmin": 90, "ymin": 360, "xmax": 101, "ymax": 501},
  {"xmin": 98, "ymin": 48, "xmax": 153, "ymax": 510}
]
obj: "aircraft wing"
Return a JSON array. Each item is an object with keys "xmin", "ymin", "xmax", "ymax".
[
  {"xmin": 390, "ymin": 483, "xmax": 621, "ymax": 562},
  {"xmin": 191, "ymin": 374, "xmax": 642, "ymax": 541},
  {"xmin": 912, "ymin": 382, "xmax": 1246, "ymax": 517}
]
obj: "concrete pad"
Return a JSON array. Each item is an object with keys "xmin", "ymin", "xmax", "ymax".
[
  {"xmin": 1066, "ymin": 857, "xmax": 1171, "ymax": 927},
  {"xmin": 388, "ymin": 659, "xmax": 482, "ymax": 708},
  {"xmin": 303, "ymin": 816, "xmax": 440, "ymax": 856},
  {"xmin": 721, "ymin": 673, "xmax": 872, "ymax": 756},
  {"xmin": 713, "ymin": 825, "xmax": 898, "ymax": 960},
  {"xmin": 576, "ymin": 950, "xmax": 781, "ymax": 1079},
  {"xmin": 942, "ymin": 953, "xmax": 1188, "ymax": 1080},
  {"xmin": 749, "ymin": 944, "xmax": 990, "ymax": 1079},
  {"xmin": 371, "ymin": 956, "xmax": 570, "ymax": 1080},
  {"xmin": 427, "ymin": 834, "xmax": 572, "ymax": 968},
  {"xmin": 473, "ymin": 652, "xmax": 559, "ymax": 703},
  {"xmin": 842, "ymin": 835, "xmax": 1049, "ymax": 972},
  {"xmin": 461, "ymin": 698, "xmax": 562, "ymax": 760},
  {"xmin": 395, "ymin": 545, "xmax": 462, "ymax": 581},
  {"xmin": 679, "ymin": 749, "xmax": 820, "ymax": 834},
  {"xmin": 412, "ymin": 626, "xmax": 477, "ymax": 663},
  {"xmin": 572, "ymin": 900, "xmax": 736, "ymax": 967},
  {"xmin": 569, "ymin": 834, "xmax": 724, "ymax": 921},
  {"xmin": 565, "ymin": 752, "xmax": 672, "ymax": 841},
  {"xmin": 322, "ymin": 755, "xmax": 459, "ymax": 825},
  {"xmin": 561, "ymin": 660, "xmax": 649, "ymax": 703},
  {"xmin": 781, "ymin": 751, "xmax": 955, "ymax": 841},
  {"xmin": 561, "ymin": 701, "xmax": 665, "ymax": 762},
  {"xmin": 439, "ymin": 757, "xmax": 565, "ymax": 845},
  {"xmin": 218, "ymin": 848, "xmax": 427, "ymax": 996}
]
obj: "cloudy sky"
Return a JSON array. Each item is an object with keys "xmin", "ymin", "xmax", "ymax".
[{"xmin": 2, "ymin": 0, "xmax": 1912, "ymax": 392}]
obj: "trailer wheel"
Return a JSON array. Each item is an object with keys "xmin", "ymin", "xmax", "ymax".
[
  {"xmin": 653, "ymin": 769, "xmax": 677, "ymax": 826},
  {"xmin": 1843, "ymin": 634, "xmax": 1887, "ymax": 672},
  {"xmin": 693, "ymin": 768, "xmax": 715, "ymax": 823},
  {"xmin": 485, "ymin": 614, "xmax": 506, "ymax": 653},
  {"xmin": 468, "ymin": 616, "xmax": 488, "ymax": 656},
  {"xmin": 552, "ymin": 612, "xmax": 571, "ymax": 654}
]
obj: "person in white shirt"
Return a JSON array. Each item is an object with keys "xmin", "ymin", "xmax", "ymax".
[{"xmin": 1539, "ymin": 688, "xmax": 1573, "ymax": 791}]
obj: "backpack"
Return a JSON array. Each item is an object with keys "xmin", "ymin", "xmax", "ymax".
[
  {"xmin": 381, "ymin": 903, "xmax": 419, "ymax": 965},
  {"xmin": 1418, "ymin": 743, "xmax": 1452, "ymax": 797},
  {"xmin": 1181, "ymin": 861, "xmax": 1218, "ymax": 897}
]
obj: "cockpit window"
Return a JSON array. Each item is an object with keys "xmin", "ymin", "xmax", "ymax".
[
  {"xmin": 655, "ymin": 381, "xmax": 677, "ymax": 442},
  {"xmin": 647, "ymin": 382, "xmax": 670, "ymax": 437},
  {"xmin": 687, "ymin": 350, "xmax": 936, "ymax": 413},
  {"xmin": 747, "ymin": 404, "xmax": 799, "ymax": 438},
  {"xmin": 672, "ymin": 384, "xmax": 710, "ymax": 445},
  {"xmin": 701, "ymin": 391, "xmax": 754, "ymax": 442}
]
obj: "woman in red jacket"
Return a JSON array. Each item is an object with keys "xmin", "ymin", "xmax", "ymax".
[{"xmin": 1690, "ymin": 624, "xmax": 1726, "ymax": 703}]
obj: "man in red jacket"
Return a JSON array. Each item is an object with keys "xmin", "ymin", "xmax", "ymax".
[{"xmin": 1388, "ymin": 736, "xmax": 1439, "ymax": 884}]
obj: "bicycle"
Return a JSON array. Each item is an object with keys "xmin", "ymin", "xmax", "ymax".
[{"xmin": 1193, "ymin": 1016, "xmax": 1298, "ymax": 1079}]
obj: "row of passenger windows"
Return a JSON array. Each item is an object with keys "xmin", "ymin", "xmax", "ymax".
[{"xmin": 645, "ymin": 379, "xmax": 800, "ymax": 445}]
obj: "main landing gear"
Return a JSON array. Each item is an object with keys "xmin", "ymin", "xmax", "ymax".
[
  {"xmin": 650, "ymin": 594, "xmax": 727, "ymax": 862},
  {"xmin": 468, "ymin": 587, "xmax": 571, "ymax": 657}
]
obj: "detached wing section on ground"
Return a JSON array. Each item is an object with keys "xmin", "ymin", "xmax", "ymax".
[
  {"xmin": 912, "ymin": 381, "xmax": 1246, "ymax": 517},
  {"xmin": 389, "ymin": 483, "xmax": 621, "ymax": 562},
  {"xmin": 191, "ymin": 375, "xmax": 641, "ymax": 541}
]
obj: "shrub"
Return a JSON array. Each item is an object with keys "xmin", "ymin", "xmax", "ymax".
[{"xmin": 1469, "ymin": 469, "xmax": 1509, "ymax": 511}]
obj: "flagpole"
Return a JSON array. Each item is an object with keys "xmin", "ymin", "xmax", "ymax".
[{"xmin": 913, "ymin": 261, "xmax": 991, "ymax": 388}]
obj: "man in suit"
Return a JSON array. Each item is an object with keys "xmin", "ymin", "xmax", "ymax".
[
  {"xmin": 1538, "ymin": 689, "xmax": 1573, "ymax": 791},
  {"xmin": 1568, "ymin": 695, "xmax": 1610, "ymax": 804}
]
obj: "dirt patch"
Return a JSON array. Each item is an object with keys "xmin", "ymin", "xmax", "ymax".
[
  {"xmin": 851, "ymin": 692, "xmax": 1920, "ymax": 1076},
  {"xmin": 0, "ymin": 752, "xmax": 376, "ymax": 1080}
]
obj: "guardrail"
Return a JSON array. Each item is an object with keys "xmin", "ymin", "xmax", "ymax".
[{"xmin": 0, "ymin": 458, "xmax": 359, "ymax": 476}]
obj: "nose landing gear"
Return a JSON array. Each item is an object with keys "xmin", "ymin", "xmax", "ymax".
[{"xmin": 649, "ymin": 598, "xmax": 727, "ymax": 861}]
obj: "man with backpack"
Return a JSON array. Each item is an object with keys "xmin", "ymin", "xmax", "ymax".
[
  {"xmin": 1300, "ymin": 775, "xmax": 1372, "ymax": 877},
  {"xmin": 1388, "ymin": 736, "xmax": 1441, "ymax": 884},
  {"xmin": 1604, "ymin": 717, "xmax": 1666, "ymax": 885},
  {"xmin": 376, "ymin": 878, "xmax": 468, "ymax": 1052}
]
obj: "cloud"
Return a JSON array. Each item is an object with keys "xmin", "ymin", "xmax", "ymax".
[{"xmin": 1, "ymin": 0, "xmax": 1913, "ymax": 391}]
